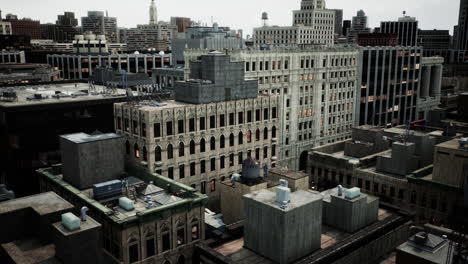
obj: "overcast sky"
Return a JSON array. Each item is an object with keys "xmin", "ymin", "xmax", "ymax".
[{"xmin": 1, "ymin": 0, "xmax": 460, "ymax": 36}]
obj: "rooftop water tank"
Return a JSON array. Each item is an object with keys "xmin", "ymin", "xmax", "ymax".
[
  {"xmin": 345, "ymin": 187, "xmax": 361, "ymax": 200},
  {"xmin": 242, "ymin": 158, "xmax": 260, "ymax": 181},
  {"xmin": 61, "ymin": 213, "xmax": 81, "ymax": 231},
  {"xmin": 119, "ymin": 197, "xmax": 135, "ymax": 211}
]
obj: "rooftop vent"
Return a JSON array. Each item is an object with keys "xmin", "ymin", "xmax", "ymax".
[
  {"xmin": 414, "ymin": 232, "xmax": 429, "ymax": 245},
  {"xmin": 345, "ymin": 187, "xmax": 361, "ymax": 200},
  {"xmin": 458, "ymin": 138, "xmax": 468, "ymax": 150},
  {"xmin": 276, "ymin": 179, "xmax": 291, "ymax": 208},
  {"xmin": 61, "ymin": 213, "xmax": 81, "ymax": 231}
]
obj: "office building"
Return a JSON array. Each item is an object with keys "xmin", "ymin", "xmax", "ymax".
[
  {"xmin": 38, "ymin": 133, "xmax": 207, "ymax": 264},
  {"xmin": 0, "ymin": 63, "xmax": 60, "ymax": 84},
  {"xmin": 347, "ymin": 10, "xmax": 371, "ymax": 43},
  {"xmin": 126, "ymin": 23, "xmax": 177, "ymax": 52},
  {"xmin": 0, "ymin": 21, "xmax": 12, "ymax": 35},
  {"xmin": 40, "ymin": 12, "xmax": 80, "ymax": 43},
  {"xmin": 358, "ymin": 46, "xmax": 423, "ymax": 127},
  {"xmin": 418, "ymin": 29, "xmax": 451, "ymax": 60},
  {"xmin": 456, "ymin": 0, "xmax": 468, "ymax": 50},
  {"xmin": 4, "ymin": 15, "xmax": 40, "ymax": 39},
  {"xmin": 114, "ymin": 53, "xmax": 280, "ymax": 207},
  {"xmin": 331, "ymin": 9, "xmax": 343, "ymax": 37},
  {"xmin": 185, "ymin": 46, "xmax": 360, "ymax": 171},
  {"xmin": 172, "ymin": 24, "xmax": 243, "ymax": 65},
  {"xmin": 47, "ymin": 52, "xmax": 171, "ymax": 79},
  {"xmin": 381, "ymin": 15, "xmax": 419, "ymax": 46},
  {"xmin": 171, "ymin": 17, "xmax": 192, "ymax": 33},
  {"xmin": 357, "ymin": 33, "xmax": 398, "ymax": 46},
  {"xmin": 81, "ymin": 11, "xmax": 118, "ymax": 43},
  {"xmin": 309, "ymin": 125, "xmax": 465, "ymax": 225},
  {"xmin": 254, "ymin": 0, "xmax": 335, "ymax": 46}
]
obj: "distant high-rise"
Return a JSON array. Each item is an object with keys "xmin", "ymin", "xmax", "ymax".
[
  {"xmin": 56, "ymin": 12, "xmax": 78, "ymax": 27},
  {"xmin": 456, "ymin": 0, "xmax": 468, "ymax": 50},
  {"xmin": 342, "ymin": 20, "xmax": 351, "ymax": 36},
  {"xmin": 170, "ymin": 17, "xmax": 191, "ymax": 33},
  {"xmin": 81, "ymin": 11, "xmax": 118, "ymax": 43},
  {"xmin": 380, "ymin": 14, "xmax": 419, "ymax": 46},
  {"xmin": 149, "ymin": 0, "xmax": 158, "ymax": 25},
  {"xmin": 331, "ymin": 9, "xmax": 343, "ymax": 36},
  {"xmin": 347, "ymin": 10, "xmax": 371, "ymax": 43}
]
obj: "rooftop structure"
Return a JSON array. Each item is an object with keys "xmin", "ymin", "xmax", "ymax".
[
  {"xmin": 396, "ymin": 232, "xmax": 452, "ymax": 264},
  {"xmin": 0, "ymin": 63, "xmax": 60, "ymax": 85}
]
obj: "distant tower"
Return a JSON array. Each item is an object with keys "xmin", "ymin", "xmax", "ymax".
[
  {"xmin": 149, "ymin": 0, "xmax": 158, "ymax": 25},
  {"xmin": 261, "ymin": 12, "xmax": 269, "ymax": 27}
]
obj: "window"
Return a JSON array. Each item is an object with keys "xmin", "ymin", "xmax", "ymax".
[
  {"xmin": 210, "ymin": 179, "xmax": 216, "ymax": 192},
  {"xmin": 178, "ymin": 120, "xmax": 184, "ymax": 134},
  {"xmin": 200, "ymin": 160, "xmax": 206, "ymax": 174},
  {"xmin": 238, "ymin": 112, "xmax": 244, "ymax": 124},
  {"xmin": 146, "ymin": 236, "xmax": 155, "ymax": 258},
  {"xmin": 134, "ymin": 144, "xmax": 140, "ymax": 158},
  {"xmin": 133, "ymin": 121, "xmax": 138, "ymax": 135},
  {"xmin": 154, "ymin": 146, "xmax": 162, "ymax": 162},
  {"xmin": 190, "ymin": 140, "xmax": 195, "ymax": 154},
  {"xmin": 255, "ymin": 109, "xmax": 261, "ymax": 121},
  {"xmin": 238, "ymin": 132, "xmax": 244, "ymax": 145},
  {"xmin": 154, "ymin": 123, "xmax": 161, "ymax": 137},
  {"xmin": 125, "ymin": 118, "xmax": 130, "ymax": 132},
  {"xmin": 398, "ymin": 189, "xmax": 405, "ymax": 199},
  {"xmin": 255, "ymin": 148, "xmax": 260, "ymax": 160},
  {"xmin": 168, "ymin": 167, "xmax": 174, "ymax": 179},
  {"xmin": 264, "ymin": 109, "xmax": 269, "ymax": 120},
  {"xmin": 191, "ymin": 222, "xmax": 199, "ymax": 241},
  {"xmin": 201, "ymin": 181, "xmax": 206, "ymax": 194},
  {"xmin": 272, "ymin": 107, "xmax": 277, "ymax": 118},
  {"xmin": 271, "ymin": 145, "xmax": 276, "ymax": 156},
  {"xmin": 179, "ymin": 142, "xmax": 185, "ymax": 157},
  {"xmin": 179, "ymin": 164, "xmax": 185, "ymax": 179},
  {"xmin": 247, "ymin": 111, "xmax": 252, "ymax": 123},
  {"xmin": 210, "ymin": 137, "xmax": 216, "ymax": 151},
  {"xmin": 129, "ymin": 242, "xmax": 139, "ymax": 263},
  {"xmin": 220, "ymin": 156, "xmax": 225, "ymax": 169},
  {"xmin": 272, "ymin": 126, "xmax": 277, "ymax": 138},
  {"xmin": 117, "ymin": 117, "xmax": 122, "ymax": 130},
  {"xmin": 189, "ymin": 118, "xmax": 195, "ymax": 132},
  {"xmin": 200, "ymin": 139, "xmax": 206, "ymax": 152},
  {"xmin": 229, "ymin": 113, "xmax": 235, "ymax": 126},
  {"xmin": 220, "ymin": 135, "xmax": 225, "ymax": 148},
  {"xmin": 229, "ymin": 134, "xmax": 235, "ymax": 147},
  {"xmin": 230, "ymin": 153, "xmax": 234, "ymax": 167},
  {"xmin": 166, "ymin": 121, "xmax": 173, "ymax": 136},
  {"xmin": 247, "ymin": 130, "xmax": 252, "ymax": 143},
  {"xmin": 210, "ymin": 115, "xmax": 216, "ymax": 129},
  {"xmin": 238, "ymin": 152, "xmax": 243, "ymax": 164},
  {"xmin": 199, "ymin": 117, "xmax": 206, "ymax": 130},
  {"xmin": 255, "ymin": 129, "xmax": 260, "ymax": 141},
  {"xmin": 143, "ymin": 147, "xmax": 148, "ymax": 162},
  {"xmin": 263, "ymin": 146, "xmax": 268, "ymax": 159},
  {"xmin": 220, "ymin": 114, "xmax": 225, "ymax": 127},
  {"xmin": 167, "ymin": 144, "xmax": 173, "ymax": 159},
  {"xmin": 211, "ymin": 158, "xmax": 216, "ymax": 171},
  {"xmin": 162, "ymin": 232, "xmax": 171, "ymax": 252},
  {"xmin": 190, "ymin": 162, "xmax": 196, "ymax": 176},
  {"xmin": 141, "ymin": 123, "xmax": 146, "ymax": 137}
]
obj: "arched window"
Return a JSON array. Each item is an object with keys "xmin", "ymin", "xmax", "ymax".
[
  {"xmin": 272, "ymin": 126, "xmax": 277, "ymax": 138},
  {"xmin": 264, "ymin": 127, "xmax": 268, "ymax": 140},
  {"xmin": 238, "ymin": 132, "xmax": 244, "ymax": 145},
  {"xmin": 167, "ymin": 144, "xmax": 173, "ymax": 159},
  {"xmin": 179, "ymin": 142, "xmax": 185, "ymax": 157},
  {"xmin": 134, "ymin": 144, "xmax": 140, "ymax": 158},
  {"xmin": 210, "ymin": 137, "xmax": 216, "ymax": 151},
  {"xmin": 220, "ymin": 135, "xmax": 225, "ymax": 149},
  {"xmin": 229, "ymin": 133, "xmax": 235, "ymax": 147},
  {"xmin": 200, "ymin": 138, "xmax": 206, "ymax": 153},
  {"xmin": 125, "ymin": 141, "xmax": 130, "ymax": 154},
  {"xmin": 190, "ymin": 140, "xmax": 195, "ymax": 155},
  {"xmin": 155, "ymin": 146, "xmax": 162, "ymax": 162},
  {"xmin": 255, "ymin": 129, "xmax": 260, "ymax": 141},
  {"xmin": 143, "ymin": 147, "xmax": 148, "ymax": 161},
  {"xmin": 247, "ymin": 130, "xmax": 252, "ymax": 143}
]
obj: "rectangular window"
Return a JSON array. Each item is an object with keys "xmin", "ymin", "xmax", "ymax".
[
  {"xmin": 255, "ymin": 109, "xmax": 261, "ymax": 121},
  {"xmin": 272, "ymin": 107, "xmax": 277, "ymax": 118},
  {"xmin": 199, "ymin": 117, "xmax": 206, "ymax": 130},
  {"xmin": 264, "ymin": 109, "xmax": 269, "ymax": 120},
  {"xmin": 179, "ymin": 165, "xmax": 185, "ymax": 179},
  {"xmin": 210, "ymin": 115, "xmax": 216, "ymax": 129},
  {"xmin": 200, "ymin": 160, "xmax": 206, "ymax": 174},
  {"xmin": 220, "ymin": 114, "xmax": 225, "ymax": 127},
  {"xmin": 220, "ymin": 156, "xmax": 225, "ymax": 169},
  {"xmin": 129, "ymin": 243, "xmax": 139, "ymax": 263},
  {"xmin": 192, "ymin": 224, "xmax": 199, "ymax": 241},
  {"xmin": 141, "ymin": 123, "xmax": 146, "ymax": 137},
  {"xmin": 146, "ymin": 238, "xmax": 155, "ymax": 257},
  {"xmin": 162, "ymin": 233, "xmax": 171, "ymax": 252},
  {"xmin": 117, "ymin": 117, "xmax": 122, "ymax": 130},
  {"xmin": 247, "ymin": 110, "xmax": 252, "ymax": 123},
  {"xmin": 211, "ymin": 158, "xmax": 216, "ymax": 171},
  {"xmin": 210, "ymin": 179, "xmax": 216, "ymax": 192},
  {"xmin": 133, "ymin": 121, "xmax": 138, "ymax": 135},
  {"xmin": 238, "ymin": 112, "xmax": 244, "ymax": 124},
  {"xmin": 201, "ymin": 181, "xmax": 206, "ymax": 194},
  {"xmin": 189, "ymin": 118, "xmax": 195, "ymax": 132},
  {"xmin": 168, "ymin": 167, "xmax": 174, "ymax": 179},
  {"xmin": 238, "ymin": 152, "xmax": 243, "ymax": 165},
  {"xmin": 229, "ymin": 113, "xmax": 235, "ymax": 126},
  {"xmin": 154, "ymin": 123, "xmax": 161, "ymax": 137},
  {"xmin": 190, "ymin": 162, "xmax": 196, "ymax": 176},
  {"xmin": 178, "ymin": 120, "xmax": 184, "ymax": 134},
  {"xmin": 166, "ymin": 121, "xmax": 173, "ymax": 136},
  {"xmin": 177, "ymin": 228, "xmax": 185, "ymax": 246}
]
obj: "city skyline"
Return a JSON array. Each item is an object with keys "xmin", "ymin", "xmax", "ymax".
[{"xmin": 1, "ymin": 0, "xmax": 459, "ymax": 36}]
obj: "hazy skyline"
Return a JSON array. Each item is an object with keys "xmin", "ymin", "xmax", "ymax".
[{"xmin": 1, "ymin": 0, "xmax": 460, "ymax": 36}]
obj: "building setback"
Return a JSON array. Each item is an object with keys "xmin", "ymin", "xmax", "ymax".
[
  {"xmin": 47, "ymin": 53, "xmax": 171, "ymax": 80},
  {"xmin": 357, "ymin": 46, "xmax": 423, "ymax": 127},
  {"xmin": 185, "ymin": 46, "xmax": 360, "ymax": 171},
  {"xmin": 380, "ymin": 16, "xmax": 419, "ymax": 47}
]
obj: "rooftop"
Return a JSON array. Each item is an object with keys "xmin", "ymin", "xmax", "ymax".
[
  {"xmin": 270, "ymin": 167, "xmax": 308, "ymax": 180},
  {"xmin": 61, "ymin": 132, "xmax": 122, "ymax": 144},
  {"xmin": 0, "ymin": 191, "xmax": 73, "ymax": 216},
  {"xmin": 244, "ymin": 189, "xmax": 322, "ymax": 212},
  {"xmin": 0, "ymin": 82, "xmax": 131, "ymax": 108},
  {"xmin": 397, "ymin": 233, "xmax": 451, "ymax": 264}
]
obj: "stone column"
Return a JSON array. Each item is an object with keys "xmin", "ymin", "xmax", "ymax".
[{"xmin": 421, "ymin": 65, "xmax": 431, "ymax": 98}]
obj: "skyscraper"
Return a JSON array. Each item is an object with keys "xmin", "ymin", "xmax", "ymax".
[
  {"xmin": 149, "ymin": 0, "xmax": 158, "ymax": 25},
  {"xmin": 456, "ymin": 0, "xmax": 468, "ymax": 50},
  {"xmin": 81, "ymin": 11, "xmax": 118, "ymax": 43},
  {"xmin": 347, "ymin": 10, "xmax": 370, "ymax": 43},
  {"xmin": 380, "ymin": 15, "xmax": 419, "ymax": 46}
]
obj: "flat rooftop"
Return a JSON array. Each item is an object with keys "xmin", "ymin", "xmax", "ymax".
[
  {"xmin": 270, "ymin": 167, "xmax": 308, "ymax": 180},
  {"xmin": 61, "ymin": 132, "xmax": 121, "ymax": 144},
  {"xmin": 437, "ymin": 138, "xmax": 468, "ymax": 151},
  {"xmin": 244, "ymin": 190, "xmax": 322, "ymax": 212},
  {"xmin": 319, "ymin": 187, "xmax": 379, "ymax": 204},
  {"xmin": 396, "ymin": 233, "xmax": 451, "ymax": 264},
  {"xmin": 0, "ymin": 82, "xmax": 131, "ymax": 108},
  {"xmin": 1, "ymin": 238, "xmax": 58, "ymax": 264},
  {"xmin": 0, "ymin": 191, "xmax": 73, "ymax": 216}
]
